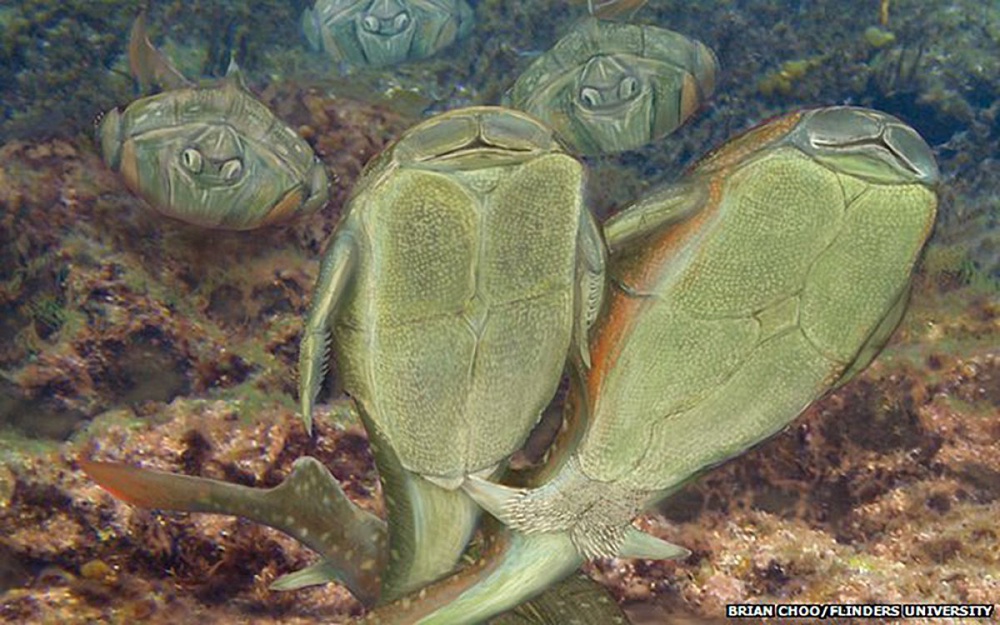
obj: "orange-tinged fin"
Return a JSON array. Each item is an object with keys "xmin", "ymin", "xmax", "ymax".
[
  {"xmin": 128, "ymin": 13, "xmax": 193, "ymax": 92},
  {"xmin": 259, "ymin": 186, "xmax": 305, "ymax": 227},
  {"xmin": 679, "ymin": 73, "xmax": 702, "ymax": 123},
  {"xmin": 80, "ymin": 459, "xmax": 214, "ymax": 510},
  {"xmin": 80, "ymin": 457, "xmax": 387, "ymax": 605}
]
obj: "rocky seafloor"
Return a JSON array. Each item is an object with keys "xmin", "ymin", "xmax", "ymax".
[{"xmin": 1, "ymin": 0, "xmax": 999, "ymax": 623}]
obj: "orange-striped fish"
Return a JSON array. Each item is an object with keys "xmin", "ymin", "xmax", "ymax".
[{"xmin": 432, "ymin": 107, "xmax": 939, "ymax": 625}]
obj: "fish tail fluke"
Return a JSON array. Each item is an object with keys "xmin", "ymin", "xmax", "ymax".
[
  {"xmin": 128, "ymin": 13, "xmax": 192, "ymax": 93},
  {"xmin": 377, "ymin": 471, "xmax": 482, "ymax": 602},
  {"xmin": 362, "ymin": 530, "xmax": 583, "ymax": 625},
  {"xmin": 414, "ymin": 532, "xmax": 583, "ymax": 625},
  {"xmin": 81, "ymin": 457, "xmax": 388, "ymax": 605},
  {"xmin": 252, "ymin": 456, "xmax": 387, "ymax": 604},
  {"xmin": 80, "ymin": 459, "xmax": 216, "ymax": 511}
]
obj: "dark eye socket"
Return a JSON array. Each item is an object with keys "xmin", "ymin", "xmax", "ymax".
[
  {"xmin": 362, "ymin": 15, "xmax": 380, "ymax": 32},
  {"xmin": 393, "ymin": 12, "xmax": 410, "ymax": 30},
  {"xmin": 579, "ymin": 87, "xmax": 601, "ymax": 108},
  {"xmin": 181, "ymin": 148, "xmax": 203, "ymax": 173},
  {"xmin": 618, "ymin": 76, "xmax": 639, "ymax": 100}
]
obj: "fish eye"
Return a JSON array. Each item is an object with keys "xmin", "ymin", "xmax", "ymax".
[
  {"xmin": 220, "ymin": 158, "xmax": 243, "ymax": 182},
  {"xmin": 362, "ymin": 15, "xmax": 380, "ymax": 33},
  {"xmin": 393, "ymin": 12, "xmax": 411, "ymax": 31},
  {"xmin": 618, "ymin": 76, "xmax": 639, "ymax": 100},
  {"xmin": 579, "ymin": 87, "xmax": 601, "ymax": 108},
  {"xmin": 180, "ymin": 148, "xmax": 203, "ymax": 173}
]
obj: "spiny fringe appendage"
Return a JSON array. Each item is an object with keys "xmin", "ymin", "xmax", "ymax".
[
  {"xmin": 585, "ymin": 270, "xmax": 605, "ymax": 330},
  {"xmin": 501, "ymin": 458, "xmax": 647, "ymax": 560},
  {"xmin": 318, "ymin": 330, "xmax": 331, "ymax": 383},
  {"xmin": 298, "ymin": 326, "xmax": 332, "ymax": 433},
  {"xmin": 464, "ymin": 470, "xmax": 680, "ymax": 561}
]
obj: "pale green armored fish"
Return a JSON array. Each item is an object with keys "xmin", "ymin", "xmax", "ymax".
[
  {"xmin": 302, "ymin": 0, "xmax": 473, "ymax": 67},
  {"xmin": 299, "ymin": 105, "xmax": 605, "ymax": 599},
  {"xmin": 98, "ymin": 16, "xmax": 330, "ymax": 230},
  {"xmin": 407, "ymin": 106, "xmax": 940, "ymax": 623},
  {"xmin": 505, "ymin": 18, "xmax": 717, "ymax": 155}
]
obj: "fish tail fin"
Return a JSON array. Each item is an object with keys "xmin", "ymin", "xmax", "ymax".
[
  {"xmin": 80, "ymin": 459, "xmax": 214, "ymax": 511},
  {"xmin": 128, "ymin": 13, "xmax": 193, "ymax": 92},
  {"xmin": 80, "ymin": 456, "xmax": 386, "ymax": 604}
]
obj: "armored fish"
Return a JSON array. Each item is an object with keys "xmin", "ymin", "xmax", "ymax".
[
  {"xmin": 98, "ymin": 16, "xmax": 330, "ymax": 230},
  {"xmin": 302, "ymin": 0, "xmax": 473, "ymax": 67},
  {"xmin": 298, "ymin": 106, "xmax": 605, "ymax": 598},
  {"xmin": 409, "ymin": 107, "xmax": 939, "ymax": 623},
  {"xmin": 505, "ymin": 18, "xmax": 717, "ymax": 155}
]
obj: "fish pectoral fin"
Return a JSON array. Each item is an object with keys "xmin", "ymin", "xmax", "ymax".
[
  {"xmin": 602, "ymin": 180, "xmax": 705, "ymax": 253},
  {"xmin": 573, "ymin": 210, "xmax": 608, "ymax": 370},
  {"xmin": 461, "ymin": 475, "xmax": 524, "ymax": 524},
  {"xmin": 271, "ymin": 560, "xmax": 344, "ymax": 591},
  {"xmin": 618, "ymin": 527, "xmax": 690, "ymax": 560},
  {"xmin": 299, "ymin": 230, "xmax": 358, "ymax": 435}
]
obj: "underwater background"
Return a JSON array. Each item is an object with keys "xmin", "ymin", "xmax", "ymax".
[{"xmin": 0, "ymin": 0, "xmax": 998, "ymax": 622}]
